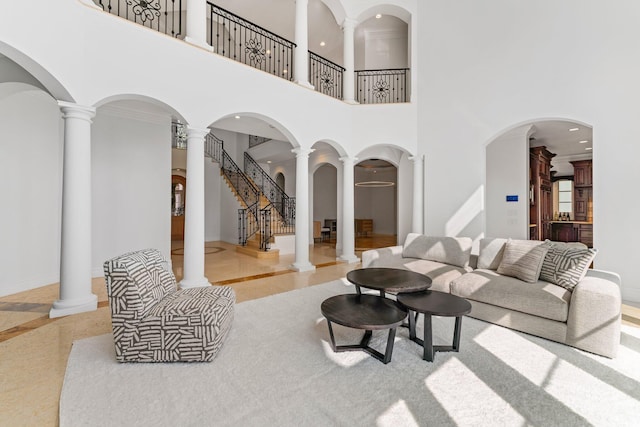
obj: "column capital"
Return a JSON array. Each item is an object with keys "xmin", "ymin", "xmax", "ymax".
[
  {"xmin": 339, "ymin": 156, "xmax": 357, "ymax": 164},
  {"xmin": 409, "ymin": 154, "xmax": 424, "ymax": 163},
  {"xmin": 58, "ymin": 101, "xmax": 96, "ymax": 121},
  {"xmin": 291, "ymin": 147, "xmax": 315, "ymax": 158},
  {"xmin": 341, "ymin": 17, "xmax": 358, "ymax": 31},
  {"xmin": 186, "ymin": 126, "xmax": 211, "ymax": 139}
]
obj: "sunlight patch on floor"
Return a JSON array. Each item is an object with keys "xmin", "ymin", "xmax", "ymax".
[
  {"xmin": 426, "ymin": 358, "xmax": 526, "ymax": 425},
  {"xmin": 376, "ymin": 399, "xmax": 419, "ymax": 427}
]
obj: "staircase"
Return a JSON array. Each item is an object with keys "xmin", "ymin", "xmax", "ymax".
[{"xmin": 201, "ymin": 130, "xmax": 294, "ymax": 258}]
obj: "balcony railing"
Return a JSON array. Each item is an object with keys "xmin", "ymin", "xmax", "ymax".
[
  {"xmin": 355, "ymin": 68, "xmax": 410, "ymax": 104},
  {"xmin": 95, "ymin": 0, "xmax": 183, "ymax": 38},
  {"xmin": 309, "ymin": 51, "xmax": 344, "ymax": 100},
  {"xmin": 207, "ymin": 2, "xmax": 295, "ymax": 81}
]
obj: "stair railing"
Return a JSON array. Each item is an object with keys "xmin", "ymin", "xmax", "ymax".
[{"xmin": 244, "ymin": 152, "xmax": 295, "ymax": 227}]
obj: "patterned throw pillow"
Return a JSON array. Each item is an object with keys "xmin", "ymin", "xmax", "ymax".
[
  {"xmin": 540, "ymin": 246, "xmax": 597, "ymax": 291},
  {"xmin": 497, "ymin": 239, "xmax": 552, "ymax": 283}
]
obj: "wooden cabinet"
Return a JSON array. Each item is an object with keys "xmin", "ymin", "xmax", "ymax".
[
  {"xmin": 530, "ymin": 147, "xmax": 555, "ymax": 240},
  {"xmin": 578, "ymin": 224, "xmax": 593, "ymax": 247},
  {"xmin": 570, "ymin": 160, "xmax": 593, "ymax": 222},
  {"xmin": 355, "ymin": 219, "xmax": 373, "ymax": 236}
]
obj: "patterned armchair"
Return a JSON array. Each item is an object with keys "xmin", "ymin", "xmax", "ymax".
[{"xmin": 103, "ymin": 248, "xmax": 235, "ymax": 362}]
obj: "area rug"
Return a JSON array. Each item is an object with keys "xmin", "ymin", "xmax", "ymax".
[{"xmin": 60, "ymin": 280, "xmax": 640, "ymax": 426}]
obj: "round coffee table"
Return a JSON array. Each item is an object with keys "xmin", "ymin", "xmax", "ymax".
[
  {"xmin": 321, "ymin": 294, "xmax": 407, "ymax": 364},
  {"xmin": 346, "ymin": 268, "xmax": 432, "ymax": 297},
  {"xmin": 397, "ymin": 291, "xmax": 472, "ymax": 362}
]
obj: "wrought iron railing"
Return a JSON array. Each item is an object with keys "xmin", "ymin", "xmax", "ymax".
[
  {"xmin": 309, "ymin": 51, "xmax": 344, "ymax": 100},
  {"xmin": 248, "ymin": 135, "xmax": 272, "ymax": 148},
  {"xmin": 95, "ymin": 0, "xmax": 183, "ymax": 38},
  {"xmin": 355, "ymin": 68, "xmax": 410, "ymax": 104},
  {"xmin": 172, "ymin": 122, "xmax": 187, "ymax": 149},
  {"xmin": 244, "ymin": 153, "xmax": 295, "ymax": 225},
  {"xmin": 207, "ymin": 2, "xmax": 295, "ymax": 81}
]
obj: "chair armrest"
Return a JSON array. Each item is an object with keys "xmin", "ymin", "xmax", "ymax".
[
  {"xmin": 361, "ymin": 245, "xmax": 404, "ymax": 268},
  {"xmin": 566, "ymin": 269, "xmax": 621, "ymax": 358}
]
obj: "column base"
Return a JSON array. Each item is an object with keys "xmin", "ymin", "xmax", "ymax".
[
  {"xmin": 184, "ymin": 37, "xmax": 214, "ymax": 52},
  {"xmin": 49, "ymin": 294, "xmax": 98, "ymax": 318},
  {"xmin": 343, "ymin": 99, "xmax": 360, "ymax": 105},
  {"xmin": 289, "ymin": 262, "xmax": 316, "ymax": 272},
  {"xmin": 338, "ymin": 254, "xmax": 360, "ymax": 264},
  {"xmin": 179, "ymin": 277, "xmax": 211, "ymax": 289},
  {"xmin": 295, "ymin": 80, "xmax": 315, "ymax": 90}
]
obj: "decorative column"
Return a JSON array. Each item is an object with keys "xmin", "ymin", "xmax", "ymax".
[
  {"xmin": 410, "ymin": 155, "xmax": 424, "ymax": 234},
  {"xmin": 185, "ymin": 0, "xmax": 214, "ymax": 52},
  {"xmin": 342, "ymin": 18, "xmax": 358, "ymax": 104},
  {"xmin": 335, "ymin": 164, "xmax": 343, "ymax": 256},
  {"xmin": 50, "ymin": 102, "xmax": 98, "ymax": 318},
  {"xmin": 180, "ymin": 127, "xmax": 210, "ymax": 288},
  {"xmin": 291, "ymin": 148, "xmax": 316, "ymax": 272},
  {"xmin": 294, "ymin": 0, "xmax": 313, "ymax": 89},
  {"xmin": 339, "ymin": 156, "xmax": 359, "ymax": 263}
]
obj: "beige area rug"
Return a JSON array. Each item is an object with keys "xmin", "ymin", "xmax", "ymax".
[{"xmin": 60, "ymin": 280, "xmax": 640, "ymax": 426}]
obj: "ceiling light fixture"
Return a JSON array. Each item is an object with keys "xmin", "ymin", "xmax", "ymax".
[
  {"xmin": 320, "ymin": 41, "xmax": 326, "ymax": 47},
  {"xmin": 266, "ymin": 49, "xmax": 271, "ymax": 55},
  {"xmin": 267, "ymin": 161, "xmax": 272, "ymax": 164},
  {"xmin": 283, "ymin": 69, "xmax": 288, "ymax": 74},
  {"xmin": 234, "ymin": 115, "xmax": 240, "ymax": 119},
  {"xmin": 375, "ymin": 13, "xmax": 382, "ymax": 19},
  {"xmin": 585, "ymin": 147, "xmax": 593, "ymax": 151},
  {"xmin": 569, "ymin": 127, "xmax": 579, "ymax": 132},
  {"xmin": 355, "ymin": 181, "xmax": 395, "ymax": 187},
  {"xmin": 579, "ymin": 140, "xmax": 588, "ymax": 143}
]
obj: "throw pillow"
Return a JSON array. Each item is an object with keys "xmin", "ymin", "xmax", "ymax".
[
  {"xmin": 497, "ymin": 239, "xmax": 552, "ymax": 283},
  {"xmin": 539, "ymin": 246, "xmax": 597, "ymax": 291}
]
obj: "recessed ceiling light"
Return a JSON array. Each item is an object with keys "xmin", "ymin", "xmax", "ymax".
[
  {"xmin": 585, "ymin": 147, "xmax": 593, "ymax": 150},
  {"xmin": 266, "ymin": 49, "xmax": 271, "ymax": 55},
  {"xmin": 267, "ymin": 161, "xmax": 272, "ymax": 164},
  {"xmin": 320, "ymin": 41, "xmax": 326, "ymax": 47},
  {"xmin": 569, "ymin": 127, "xmax": 579, "ymax": 132},
  {"xmin": 234, "ymin": 115, "xmax": 240, "ymax": 119},
  {"xmin": 579, "ymin": 140, "xmax": 588, "ymax": 144},
  {"xmin": 283, "ymin": 69, "xmax": 288, "ymax": 74},
  {"xmin": 375, "ymin": 13, "xmax": 382, "ymax": 19}
]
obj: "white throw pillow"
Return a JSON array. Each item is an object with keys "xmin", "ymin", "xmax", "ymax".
[{"xmin": 497, "ymin": 239, "xmax": 552, "ymax": 283}]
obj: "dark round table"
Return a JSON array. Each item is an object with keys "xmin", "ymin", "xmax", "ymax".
[
  {"xmin": 397, "ymin": 290, "xmax": 472, "ymax": 362},
  {"xmin": 321, "ymin": 294, "xmax": 407, "ymax": 364},
  {"xmin": 346, "ymin": 268, "xmax": 432, "ymax": 297}
]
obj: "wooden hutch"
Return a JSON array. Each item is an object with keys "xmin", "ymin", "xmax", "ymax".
[{"xmin": 529, "ymin": 146, "xmax": 555, "ymax": 240}]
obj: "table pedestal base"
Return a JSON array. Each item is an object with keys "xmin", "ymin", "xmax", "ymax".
[
  {"xmin": 408, "ymin": 311, "xmax": 464, "ymax": 362},
  {"xmin": 326, "ymin": 321, "xmax": 397, "ymax": 364}
]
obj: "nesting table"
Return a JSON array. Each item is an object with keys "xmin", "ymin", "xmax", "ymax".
[{"xmin": 397, "ymin": 290, "xmax": 472, "ymax": 362}]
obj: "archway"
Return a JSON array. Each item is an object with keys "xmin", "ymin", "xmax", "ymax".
[{"xmin": 485, "ymin": 119, "xmax": 594, "ymax": 247}]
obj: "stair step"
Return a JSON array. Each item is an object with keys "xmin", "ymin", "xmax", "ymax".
[{"xmin": 235, "ymin": 245, "xmax": 279, "ymax": 259}]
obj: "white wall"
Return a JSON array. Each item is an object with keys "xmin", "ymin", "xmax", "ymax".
[
  {"xmin": 419, "ymin": 0, "xmax": 640, "ymax": 301},
  {"xmin": 0, "ymin": 88, "xmax": 62, "ymax": 296},
  {"xmin": 485, "ymin": 126, "xmax": 530, "ymax": 239},
  {"xmin": 91, "ymin": 106, "xmax": 171, "ymax": 274}
]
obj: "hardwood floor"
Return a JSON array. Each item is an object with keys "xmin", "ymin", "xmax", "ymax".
[{"xmin": 0, "ymin": 235, "xmax": 638, "ymax": 425}]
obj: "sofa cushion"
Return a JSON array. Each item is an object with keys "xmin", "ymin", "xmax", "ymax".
[
  {"xmin": 497, "ymin": 239, "xmax": 551, "ymax": 283},
  {"xmin": 402, "ymin": 234, "xmax": 472, "ymax": 268},
  {"xmin": 451, "ymin": 269, "xmax": 571, "ymax": 322},
  {"xmin": 539, "ymin": 246, "xmax": 597, "ymax": 291},
  {"xmin": 477, "ymin": 238, "xmax": 508, "ymax": 270},
  {"xmin": 366, "ymin": 256, "xmax": 469, "ymax": 293}
]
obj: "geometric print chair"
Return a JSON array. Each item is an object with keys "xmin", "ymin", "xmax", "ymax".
[{"xmin": 103, "ymin": 248, "xmax": 235, "ymax": 362}]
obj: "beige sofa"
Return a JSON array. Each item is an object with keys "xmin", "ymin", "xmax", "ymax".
[{"xmin": 362, "ymin": 234, "xmax": 621, "ymax": 358}]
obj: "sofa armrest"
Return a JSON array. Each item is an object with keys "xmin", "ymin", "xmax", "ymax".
[
  {"xmin": 361, "ymin": 245, "xmax": 404, "ymax": 268},
  {"xmin": 566, "ymin": 269, "xmax": 621, "ymax": 358}
]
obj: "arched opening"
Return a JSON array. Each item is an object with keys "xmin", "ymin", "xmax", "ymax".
[
  {"xmin": 485, "ymin": 119, "xmax": 594, "ymax": 248},
  {"xmin": 354, "ymin": 158, "xmax": 397, "ymax": 249}
]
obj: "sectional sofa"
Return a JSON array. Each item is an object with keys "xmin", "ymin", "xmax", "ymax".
[{"xmin": 361, "ymin": 234, "xmax": 621, "ymax": 358}]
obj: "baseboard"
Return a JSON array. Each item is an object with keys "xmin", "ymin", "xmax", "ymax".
[{"xmin": 622, "ymin": 287, "xmax": 640, "ymax": 304}]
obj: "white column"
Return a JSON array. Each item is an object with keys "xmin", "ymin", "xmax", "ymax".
[
  {"xmin": 50, "ymin": 102, "xmax": 98, "ymax": 318},
  {"xmin": 294, "ymin": 0, "xmax": 313, "ymax": 89},
  {"xmin": 185, "ymin": 0, "xmax": 214, "ymax": 52},
  {"xmin": 342, "ymin": 18, "xmax": 357, "ymax": 104},
  {"xmin": 410, "ymin": 155, "xmax": 424, "ymax": 234},
  {"xmin": 339, "ymin": 156, "xmax": 359, "ymax": 263},
  {"xmin": 180, "ymin": 127, "xmax": 210, "ymax": 288},
  {"xmin": 291, "ymin": 148, "xmax": 316, "ymax": 272},
  {"xmin": 335, "ymin": 164, "xmax": 343, "ymax": 256}
]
